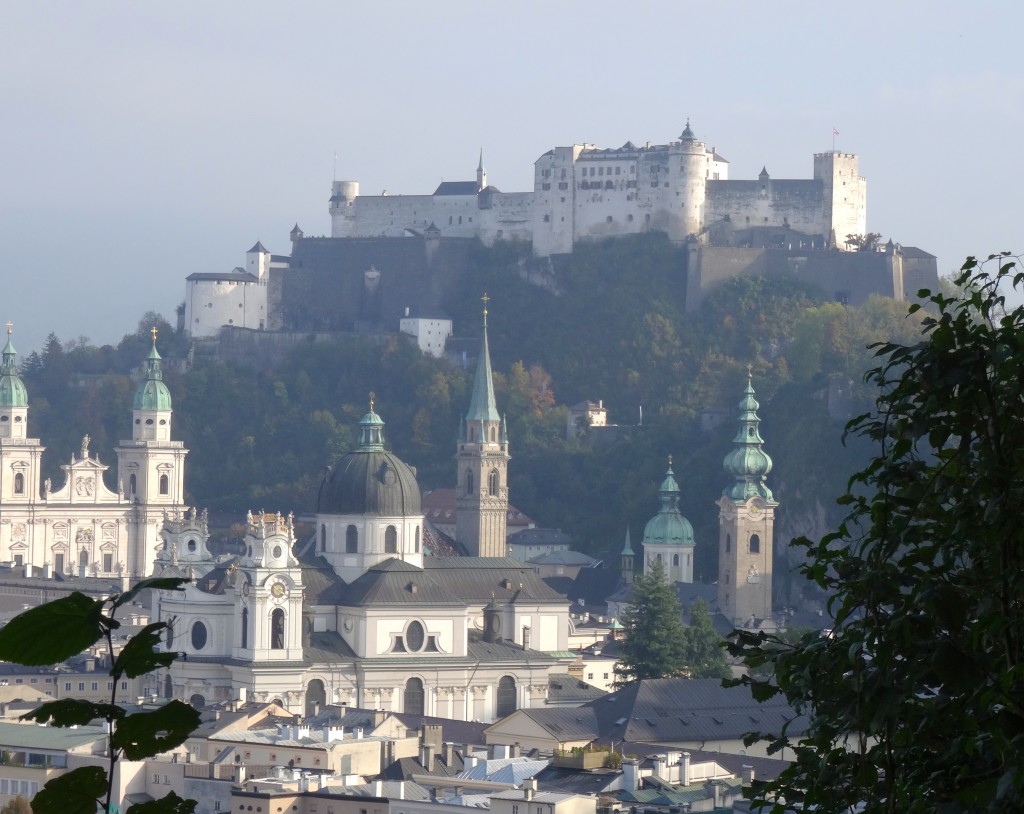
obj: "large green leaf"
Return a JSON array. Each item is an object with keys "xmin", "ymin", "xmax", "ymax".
[
  {"xmin": 125, "ymin": 793, "xmax": 198, "ymax": 814},
  {"xmin": 112, "ymin": 701, "xmax": 201, "ymax": 760},
  {"xmin": 30, "ymin": 765, "xmax": 106, "ymax": 814},
  {"xmin": 112, "ymin": 623, "xmax": 175, "ymax": 679},
  {"xmin": 0, "ymin": 592, "xmax": 103, "ymax": 665},
  {"xmin": 22, "ymin": 698, "xmax": 123, "ymax": 727},
  {"xmin": 112, "ymin": 578, "xmax": 189, "ymax": 610}
]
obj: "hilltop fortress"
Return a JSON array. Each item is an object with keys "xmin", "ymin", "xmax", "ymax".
[
  {"xmin": 185, "ymin": 122, "xmax": 937, "ymax": 341},
  {"xmin": 330, "ymin": 122, "xmax": 866, "ymax": 256}
]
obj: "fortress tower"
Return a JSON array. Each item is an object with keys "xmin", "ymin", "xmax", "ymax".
[
  {"xmin": 455, "ymin": 296, "xmax": 509, "ymax": 557},
  {"xmin": 670, "ymin": 120, "xmax": 709, "ymax": 240},
  {"xmin": 329, "ymin": 180, "xmax": 360, "ymax": 237},
  {"xmin": 814, "ymin": 151, "xmax": 867, "ymax": 247},
  {"xmin": 717, "ymin": 373, "xmax": 778, "ymax": 628}
]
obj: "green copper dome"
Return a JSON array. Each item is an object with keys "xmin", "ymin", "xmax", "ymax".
[
  {"xmin": 318, "ymin": 399, "xmax": 421, "ymax": 516},
  {"xmin": 642, "ymin": 459, "xmax": 695, "ymax": 547},
  {"xmin": 723, "ymin": 374, "xmax": 774, "ymax": 501},
  {"xmin": 0, "ymin": 333, "xmax": 28, "ymax": 408},
  {"xmin": 133, "ymin": 338, "xmax": 173, "ymax": 411}
]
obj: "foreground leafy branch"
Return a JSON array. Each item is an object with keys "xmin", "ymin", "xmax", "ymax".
[
  {"xmin": 0, "ymin": 578, "xmax": 200, "ymax": 814},
  {"xmin": 727, "ymin": 254, "xmax": 1024, "ymax": 813}
]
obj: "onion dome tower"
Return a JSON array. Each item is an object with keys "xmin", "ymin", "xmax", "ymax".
[
  {"xmin": 116, "ymin": 328, "xmax": 188, "ymax": 575},
  {"xmin": 456, "ymin": 295, "xmax": 509, "ymax": 557},
  {"xmin": 717, "ymin": 371, "xmax": 778, "ymax": 628},
  {"xmin": 0, "ymin": 325, "xmax": 42, "ymax": 504},
  {"xmin": 316, "ymin": 395, "xmax": 424, "ymax": 582},
  {"xmin": 641, "ymin": 457, "xmax": 695, "ymax": 583}
]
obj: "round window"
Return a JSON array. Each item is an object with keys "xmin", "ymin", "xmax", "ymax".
[
  {"xmin": 0, "ymin": 416, "xmax": 7, "ymax": 422},
  {"xmin": 191, "ymin": 622, "xmax": 208, "ymax": 650},
  {"xmin": 187, "ymin": 539, "xmax": 197, "ymax": 553},
  {"xmin": 406, "ymin": 620, "xmax": 425, "ymax": 652},
  {"xmin": 273, "ymin": 545, "xmax": 283, "ymax": 559},
  {"xmin": 145, "ymin": 419, "xmax": 154, "ymax": 425}
]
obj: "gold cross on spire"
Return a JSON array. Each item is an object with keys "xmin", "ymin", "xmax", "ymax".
[
  {"xmin": 369, "ymin": 391, "xmax": 375, "ymax": 411},
  {"xmin": 481, "ymin": 291, "xmax": 490, "ymax": 316},
  {"xmin": 150, "ymin": 326, "xmax": 158, "ymax": 344},
  {"xmin": 5, "ymin": 322, "xmax": 11, "ymax": 336}
]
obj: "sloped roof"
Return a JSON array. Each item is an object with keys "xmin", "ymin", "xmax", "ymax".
[
  {"xmin": 528, "ymin": 550, "xmax": 599, "ymax": 567},
  {"xmin": 547, "ymin": 674, "xmax": 606, "ymax": 704},
  {"xmin": 434, "ymin": 181, "xmax": 480, "ymax": 196}
]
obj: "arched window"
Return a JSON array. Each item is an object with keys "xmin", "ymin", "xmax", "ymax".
[
  {"xmin": 320, "ymin": 525, "xmax": 326, "ymax": 552},
  {"xmin": 488, "ymin": 469, "xmax": 499, "ymax": 497},
  {"xmin": 189, "ymin": 693, "xmax": 206, "ymax": 709},
  {"xmin": 271, "ymin": 608, "xmax": 285, "ymax": 650},
  {"xmin": 466, "ymin": 470, "xmax": 474, "ymax": 495},
  {"xmin": 673, "ymin": 553, "xmax": 680, "ymax": 567},
  {"xmin": 241, "ymin": 607, "xmax": 248, "ymax": 649},
  {"xmin": 496, "ymin": 676, "xmax": 517, "ymax": 718},
  {"xmin": 129, "ymin": 474, "xmax": 137, "ymax": 495},
  {"xmin": 489, "ymin": 426, "xmax": 496, "ymax": 442},
  {"xmin": 404, "ymin": 677, "xmax": 425, "ymax": 716},
  {"xmin": 306, "ymin": 679, "xmax": 326, "ymax": 718},
  {"xmin": 346, "ymin": 525, "xmax": 358, "ymax": 553},
  {"xmin": 749, "ymin": 534, "xmax": 761, "ymax": 554},
  {"xmin": 725, "ymin": 533, "xmax": 731, "ymax": 553},
  {"xmin": 79, "ymin": 549, "xmax": 89, "ymax": 568},
  {"xmin": 414, "ymin": 526, "xmax": 420, "ymax": 553},
  {"xmin": 385, "ymin": 525, "xmax": 398, "ymax": 554},
  {"xmin": 159, "ymin": 474, "xmax": 169, "ymax": 495},
  {"xmin": 13, "ymin": 473, "xmax": 23, "ymax": 495}
]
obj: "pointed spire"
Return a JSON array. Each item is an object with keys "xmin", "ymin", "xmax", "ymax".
[
  {"xmin": 357, "ymin": 391, "xmax": 386, "ymax": 451},
  {"xmin": 477, "ymin": 148, "xmax": 485, "ymax": 173},
  {"xmin": 466, "ymin": 294, "xmax": 500, "ymax": 422},
  {"xmin": 658, "ymin": 455, "xmax": 681, "ymax": 513},
  {"xmin": 621, "ymin": 526, "xmax": 635, "ymax": 557},
  {"xmin": 723, "ymin": 369, "xmax": 774, "ymax": 501}
]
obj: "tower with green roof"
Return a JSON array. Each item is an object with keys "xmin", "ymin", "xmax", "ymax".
[
  {"xmin": 115, "ymin": 329, "xmax": 188, "ymax": 523},
  {"xmin": 455, "ymin": 295, "xmax": 509, "ymax": 558},
  {"xmin": 640, "ymin": 457, "xmax": 695, "ymax": 583},
  {"xmin": 717, "ymin": 372, "xmax": 778, "ymax": 628},
  {"xmin": 0, "ymin": 326, "xmax": 43, "ymax": 504}
]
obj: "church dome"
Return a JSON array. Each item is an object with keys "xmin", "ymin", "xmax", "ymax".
[
  {"xmin": 642, "ymin": 460, "xmax": 695, "ymax": 547},
  {"xmin": 0, "ymin": 333, "xmax": 27, "ymax": 408},
  {"xmin": 133, "ymin": 339, "xmax": 173, "ymax": 411},
  {"xmin": 317, "ymin": 403, "xmax": 422, "ymax": 516}
]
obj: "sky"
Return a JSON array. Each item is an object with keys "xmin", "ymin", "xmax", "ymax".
[{"xmin": 2, "ymin": 1, "xmax": 1022, "ymax": 356}]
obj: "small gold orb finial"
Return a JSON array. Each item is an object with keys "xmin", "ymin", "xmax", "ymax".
[{"xmin": 369, "ymin": 391, "xmax": 376, "ymax": 411}]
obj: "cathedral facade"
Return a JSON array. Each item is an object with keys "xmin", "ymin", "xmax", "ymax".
[
  {"xmin": 0, "ymin": 331, "xmax": 187, "ymax": 577},
  {"xmin": 152, "ymin": 320, "xmax": 569, "ymax": 721}
]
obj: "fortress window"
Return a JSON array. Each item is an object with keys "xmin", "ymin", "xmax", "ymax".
[
  {"xmin": 615, "ymin": 167, "xmax": 621, "ymax": 175},
  {"xmin": 543, "ymin": 215, "xmax": 550, "ymax": 222},
  {"xmin": 598, "ymin": 167, "xmax": 604, "ymax": 176},
  {"xmin": 627, "ymin": 214, "xmax": 634, "ymax": 222},
  {"xmin": 749, "ymin": 534, "xmax": 761, "ymax": 554},
  {"xmin": 542, "ymin": 183, "xmax": 550, "ymax": 191},
  {"xmin": 589, "ymin": 168, "xmax": 595, "ymax": 177},
  {"xmin": 14, "ymin": 473, "xmax": 24, "ymax": 494},
  {"xmin": 560, "ymin": 169, "xmax": 566, "ymax": 179},
  {"xmin": 606, "ymin": 216, "xmax": 613, "ymax": 223},
  {"xmin": 346, "ymin": 525, "xmax": 358, "ymax": 553}
]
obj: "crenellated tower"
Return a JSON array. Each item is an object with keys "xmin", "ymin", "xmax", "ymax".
[
  {"xmin": 455, "ymin": 295, "xmax": 509, "ymax": 557},
  {"xmin": 717, "ymin": 372, "xmax": 778, "ymax": 628}
]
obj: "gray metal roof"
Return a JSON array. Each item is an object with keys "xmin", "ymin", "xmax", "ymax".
[
  {"xmin": 433, "ymin": 181, "xmax": 480, "ymax": 196},
  {"xmin": 185, "ymin": 271, "xmax": 260, "ymax": 283}
]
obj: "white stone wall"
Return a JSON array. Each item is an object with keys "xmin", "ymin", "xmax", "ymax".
[
  {"xmin": 399, "ymin": 317, "xmax": 452, "ymax": 358},
  {"xmin": 185, "ymin": 278, "xmax": 267, "ymax": 338}
]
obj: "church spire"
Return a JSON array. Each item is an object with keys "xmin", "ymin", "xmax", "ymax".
[
  {"xmin": 466, "ymin": 294, "xmax": 500, "ymax": 422},
  {"xmin": 477, "ymin": 148, "xmax": 487, "ymax": 190},
  {"xmin": 722, "ymin": 369, "xmax": 774, "ymax": 501},
  {"xmin": 0, "ymin": 323, "xmax": 28, "ymax": 409}
]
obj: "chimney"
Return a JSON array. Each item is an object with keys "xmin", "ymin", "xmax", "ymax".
[
  {"xmin": 511, "ymin": 742, "xmax": 521, "ymax": 758},
  {"xmin": 741, "ymin": 765, "xmax": 755, "ymax": 785},
  {"xmin": 522, "ymin": 626, "xmax": 531, "ymax": 650},
  {"xmin": 424, "ymin": 743, "xmax": 436, "ymax": 771},
  {"xmin": 444, "ymin": 742, "xmax": 455, "ymax": 766},
  {"xmin": 238, "ymin": 687, "xmax": 247, "ymax": 704},
  {"xmin": 681, "ymin": 752, "xmax": 691, "ymax": 786},
  {"xmin": 355, "ymin": 727, "xmax": 364, "ymax": 739},
  {"xmin": 622, "ymin": 758, "xmax": 640, "ymax": 792},
  {"xmin": 524, "ymin": 777, "xmax": 537, "ymax": 802}
]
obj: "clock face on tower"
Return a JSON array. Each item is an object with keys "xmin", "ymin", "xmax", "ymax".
[{"xmin": 270, "ymin": 581, "xmax": 287, "ymax": 599}]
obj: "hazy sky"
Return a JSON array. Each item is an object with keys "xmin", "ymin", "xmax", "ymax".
[{"xmin": 2, "ymin": 1, "xmax": 1021, "ymax": 356}]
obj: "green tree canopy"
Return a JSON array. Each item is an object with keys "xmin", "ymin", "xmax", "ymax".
[
  {"xmin": 615, "ymin": 559, "xmax": 688, "ymax": 684},
  {"xmin": 681, "ymin": 597, "xmax": 731, "ymax": 679},
  {"xmin": 728, "ymin": 254, "xmax": 1024, "ymax": 813}
]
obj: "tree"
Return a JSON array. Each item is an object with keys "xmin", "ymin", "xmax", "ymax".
[
  {"xmin": 615, "ymin": 559, "xmax": 688, "ymax": 684},
  {"xmin": 1, "ymin": 797, "xmax": 32, "ymax": 814},
  {"xmin": 0, "ymin": 579, "xmax": 200, "ymax": 814},
  {"xmin": 728, "ymin": 254, "xmax": 1024, "ymax": 813},
  {"xmin": 844, "ymin": 232, "xmax": 882, "ymax": 251},
  {"xmin": 681, "ymin": 598, "xmax": 731, "ymax": 679}
]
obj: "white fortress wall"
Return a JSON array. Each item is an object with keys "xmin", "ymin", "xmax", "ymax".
[{"xmin": 705, "ymin": 179, "xmax": 826, "ymax": 235}]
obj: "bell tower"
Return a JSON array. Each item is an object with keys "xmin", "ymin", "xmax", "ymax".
[
  {"xmin": 456, "ymin": 295, "xmax": 509, "ymax": 557},
  {"xmin": 717, "ymin": 372, "xmax": 778, "ymax": 628}
]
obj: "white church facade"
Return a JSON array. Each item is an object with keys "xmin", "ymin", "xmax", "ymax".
[{"xmin": 0, "ymin": 329, "xmax": 187, "ymax": 578}]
